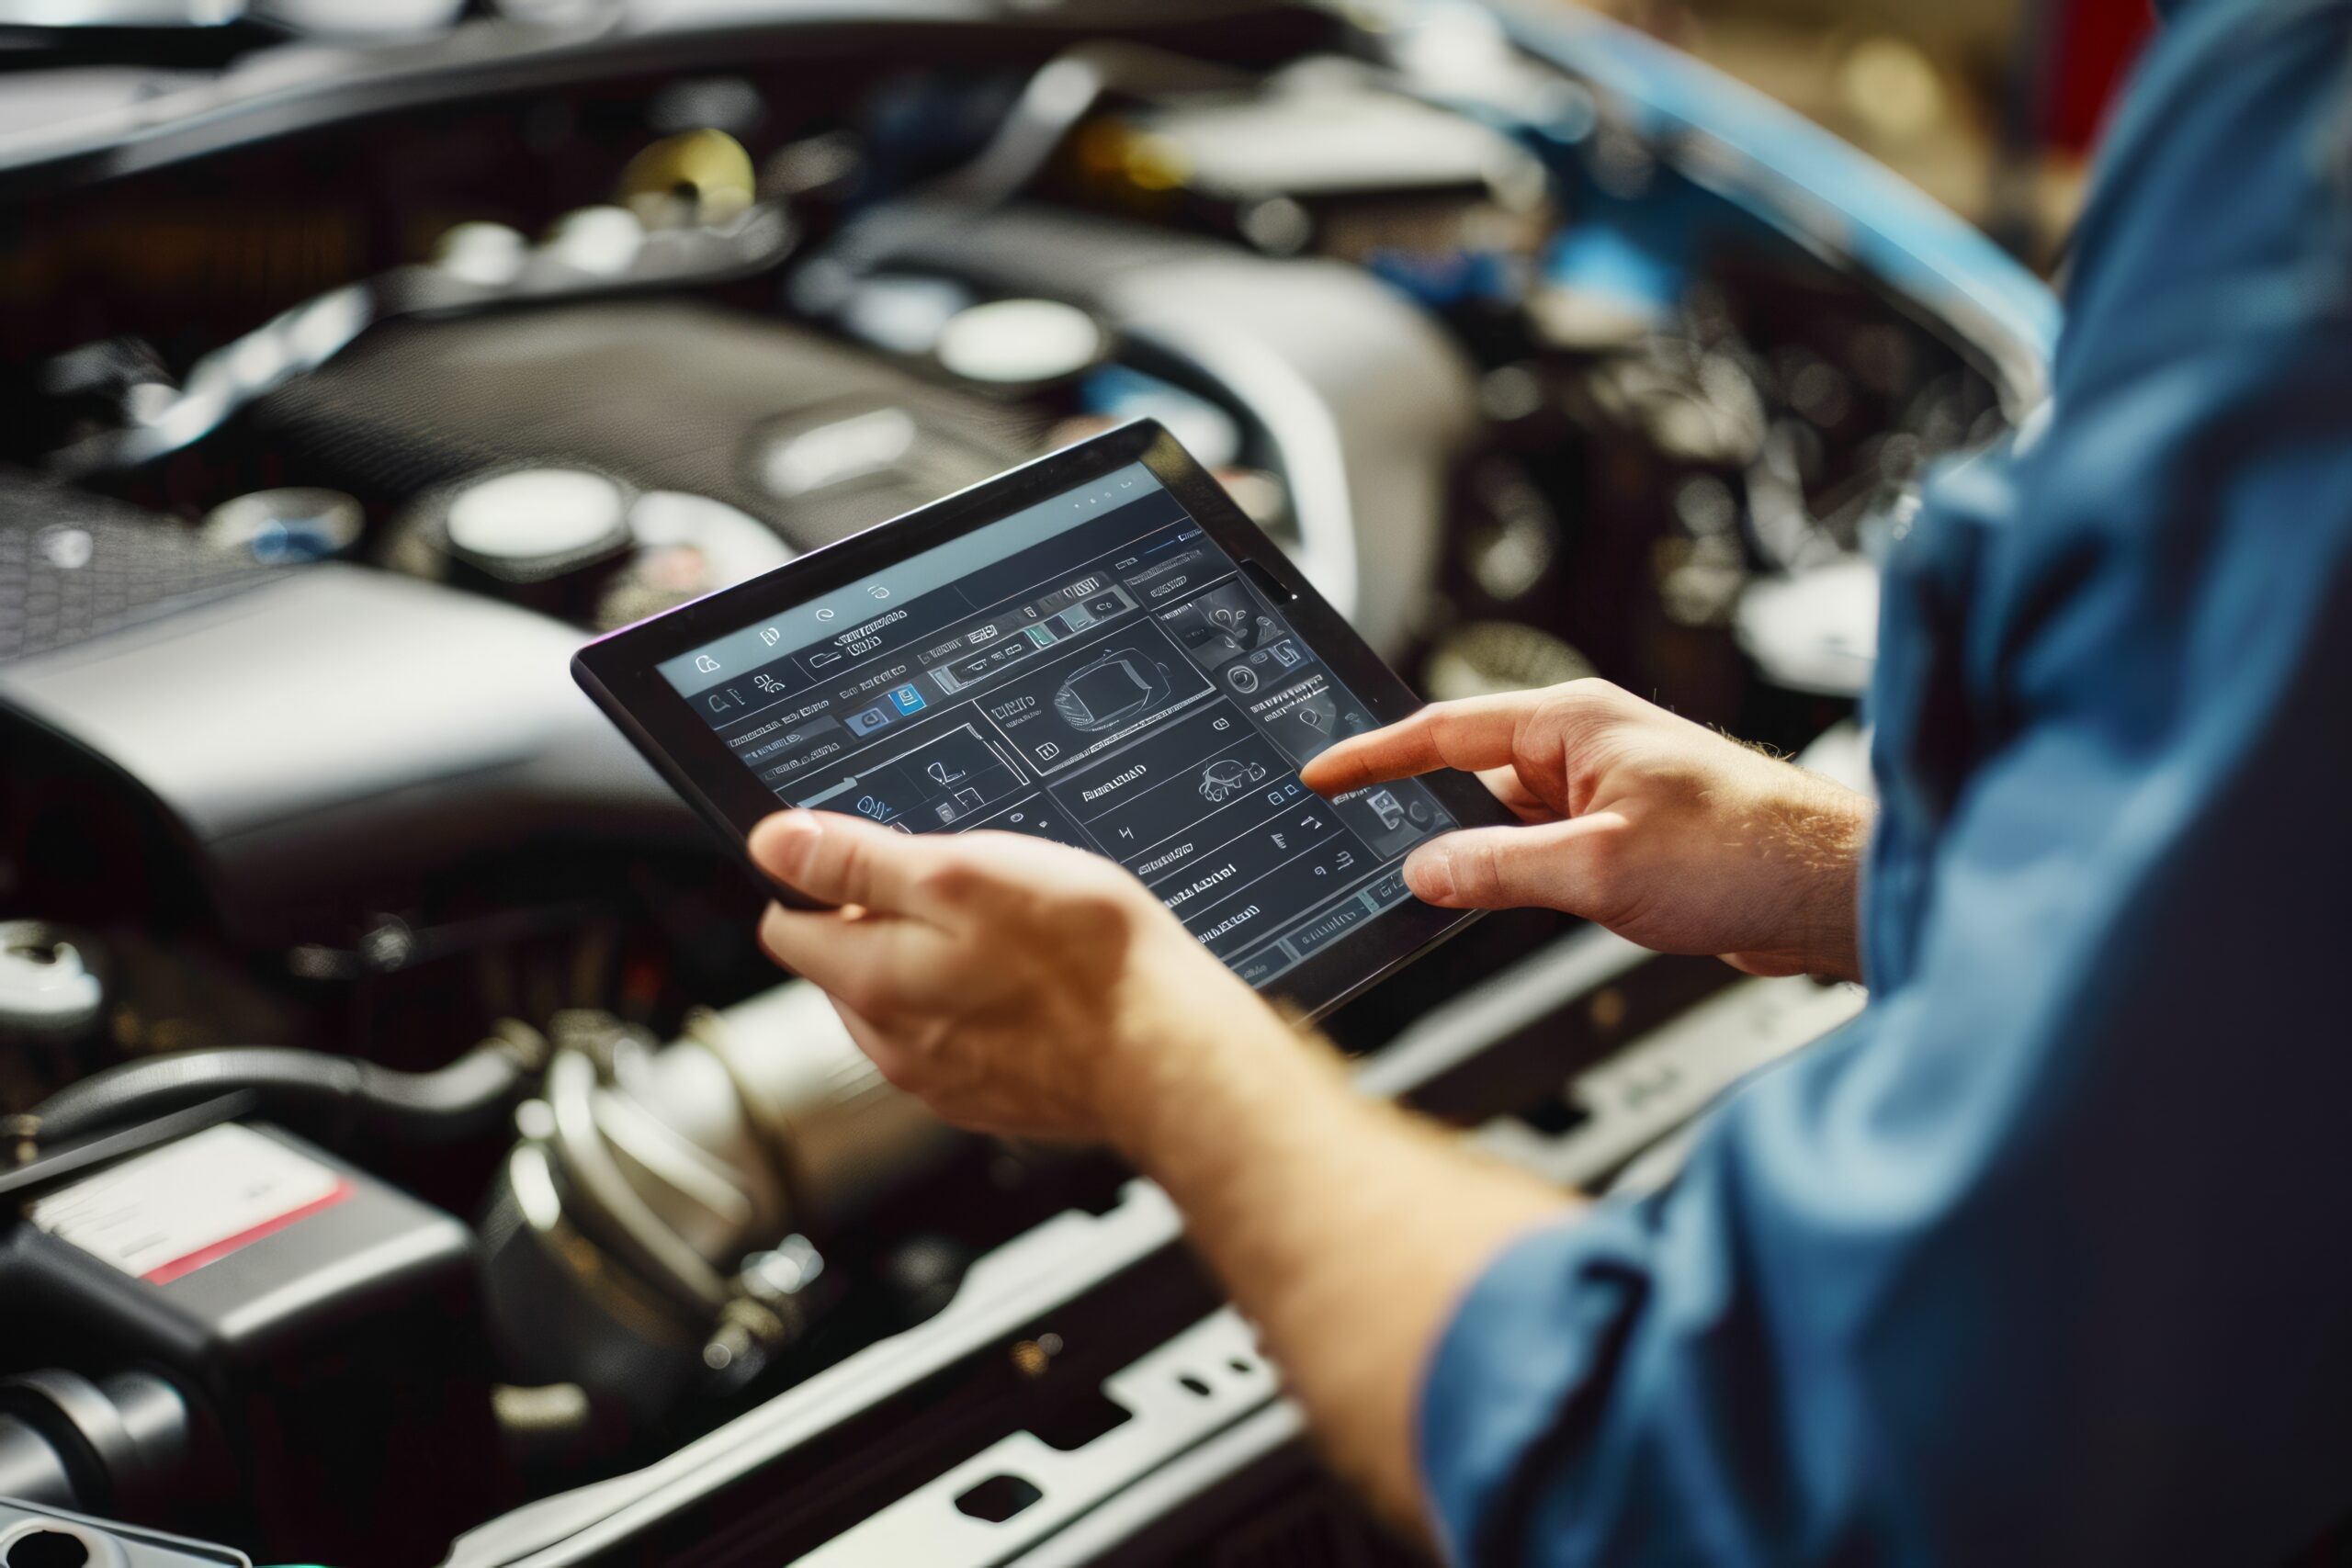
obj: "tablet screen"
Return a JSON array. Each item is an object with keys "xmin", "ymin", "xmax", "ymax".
[{"xmin": 657, "ymin": 461, "xmax": 1455, "ymax": 988}]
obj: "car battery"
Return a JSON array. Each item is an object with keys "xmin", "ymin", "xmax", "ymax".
[{"xmin": 3, "ymin": 1120, "xmax": 505, "ymax": 1565}]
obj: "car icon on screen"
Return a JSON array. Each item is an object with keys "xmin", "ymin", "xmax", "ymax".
[
  {"xmin": 1052, "ymin": 648, "xmax": 1172, "ymax": 733},
  {"xmin": 1198, "ymin": 757, "xmax": 1272, "ymax": 804}
]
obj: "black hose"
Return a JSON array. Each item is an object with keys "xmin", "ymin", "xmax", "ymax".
[{"xmin": 28, "ymin": 1034, "xmax": 541, "ymax": 1150}]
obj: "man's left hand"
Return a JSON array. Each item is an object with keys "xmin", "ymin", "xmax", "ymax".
[{"xmin": 749, "ymin": 809, "xmax": 1281, "ymax": 1144}]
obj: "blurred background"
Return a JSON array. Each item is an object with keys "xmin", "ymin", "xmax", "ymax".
[
  {"xmin": 1590, "ymin": 0, "xmax": 2151, "ymax": 269},
  {"xmin": 0, "ymin": 3, "xmax": 2125, "ymax": 1567}
]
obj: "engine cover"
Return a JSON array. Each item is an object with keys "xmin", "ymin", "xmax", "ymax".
[
  {"xmin": 245, "ymin": 302, "xmax": 1049, "ymax": 555},
  {"xmin": 0, "ymin": 480, "xmax": 690, "ymax": 943}
]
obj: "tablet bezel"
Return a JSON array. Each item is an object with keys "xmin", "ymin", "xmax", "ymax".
[{"xmin": 573, "ymin": 418, "xmax": 1513, "ymax": 1021}]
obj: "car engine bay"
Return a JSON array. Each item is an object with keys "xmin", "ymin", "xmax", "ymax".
[{"xmin": 0, "ymin": 3, "xmax": 2054, "ymax": 1562}]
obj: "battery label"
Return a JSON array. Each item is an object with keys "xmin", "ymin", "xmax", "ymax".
[{"xmin": 26, "ymin": 1122, "xmax": 353, "ymax": 1285}]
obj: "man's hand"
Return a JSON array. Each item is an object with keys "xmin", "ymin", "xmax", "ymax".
[
  {"xmin": 1304, "ymin": 679, "xmax": 1871, "ymax": 981},
  {"xmin": 750, "ymin": 811, "xmax": 1283, "ymax": 1143},
  {"xmin": 747, "ymin": 807, "xmax": 1572, "ymax": 1531}
]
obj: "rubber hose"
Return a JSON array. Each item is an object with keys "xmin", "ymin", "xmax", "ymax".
[{"xmin": 29, "ymin": 1038, "xmax": 537, "ymax": 1149}]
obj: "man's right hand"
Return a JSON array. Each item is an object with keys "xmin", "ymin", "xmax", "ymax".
[{"xmin": 1301, "ymin": 680, "xmax": 1871, "ymax": 981}]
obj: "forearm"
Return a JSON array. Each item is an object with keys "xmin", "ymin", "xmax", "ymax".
[
  {"xmin": 1101, "ymin": 984, "xmax": 1577, "ymax": 1529},
  {"xmin": 1738, "ymin": 763, "xmax": 1872, "ymax": 984}
]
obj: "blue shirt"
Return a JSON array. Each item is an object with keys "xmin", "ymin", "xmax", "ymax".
[{"xmin": 1419, "ymin": 3, "xmax": 2352, "ymax": 1562}]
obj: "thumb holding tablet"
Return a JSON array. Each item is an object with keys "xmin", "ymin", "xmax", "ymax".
[
  {"xmin": 751, "ymin": 808, "xmax": 936, "ymax": 916},
  {"xmin": 748, "ymin": 808, "xmax": 1286, "ymax": 1145}
]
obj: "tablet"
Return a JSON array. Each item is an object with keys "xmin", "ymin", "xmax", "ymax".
[{"xmin": 573, "ymin": 419, "xmax": 1511, "ymax": 1021}]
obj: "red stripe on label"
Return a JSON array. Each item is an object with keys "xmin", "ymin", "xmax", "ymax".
[{"xmin": 141, "ymin": 1179, "xmax": 356, "ymax": 1285}]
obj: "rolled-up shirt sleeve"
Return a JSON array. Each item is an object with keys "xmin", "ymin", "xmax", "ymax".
[
  {"xmin": 1417, "ymin": 2, "xmax": 2352, "ymax": 1560},
  {"xmin": 1420, "ymin": 1203, "xmax": 1659, "ymax": 1562}
]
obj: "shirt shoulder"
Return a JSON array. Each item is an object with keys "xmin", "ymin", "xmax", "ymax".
[{"xmin": 2057, "ymin": 0, "xmax": 2352, "ymax": 398}]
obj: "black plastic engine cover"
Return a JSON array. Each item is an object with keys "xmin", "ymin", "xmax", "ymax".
[
  {"xmin": 0, "ymin": 479, "xmax": 693, "ymax": 945},
  {"xmin": 245, "ymin": 301, "xmax": 1047, "ymax": 553}
]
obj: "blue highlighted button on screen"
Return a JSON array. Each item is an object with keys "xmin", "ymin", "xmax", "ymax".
[{"xmin": 889, "ymin": 683, "xmax": 928, "ymax": 715}]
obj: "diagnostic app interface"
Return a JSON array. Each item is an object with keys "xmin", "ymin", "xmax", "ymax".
[{"xmin": 661, "ymin": 463, "xmax": 1453, "ymax": 987}]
